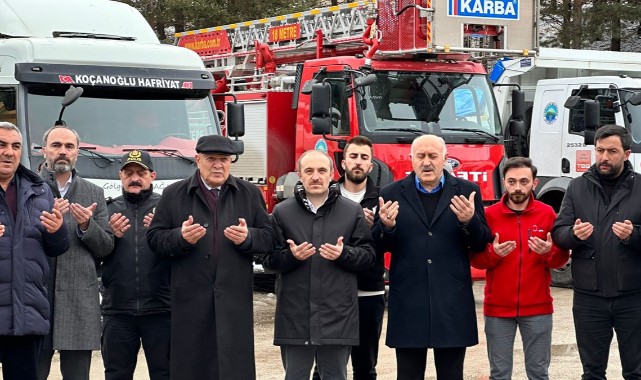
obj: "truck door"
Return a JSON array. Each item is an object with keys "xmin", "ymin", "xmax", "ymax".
[{"xmin": 530, "ymin": 84, "xmax": 569, "ymax": 178}]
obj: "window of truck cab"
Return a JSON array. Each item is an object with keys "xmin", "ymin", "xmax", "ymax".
[
  {"xmin": 357, "ymin": 71, "xmax": 500, "ymax": 143},
  {"xmin": 24, "ymin": 84, "xmax": 217, "ymax": 153},
  {"xmin": 312, "ymin": 71, "xmax": 351, "ymax": 136}
]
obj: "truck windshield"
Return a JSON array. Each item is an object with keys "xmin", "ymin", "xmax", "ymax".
[
  {"xmin": 359, "ymin": 71, "xmax": 501, "ymax": 142},
  {"xmin": 620, "ymin": 90, "xmax": 641, "ymax": 145},
  {"xmin": 25, "ymin": 84, "xmax": 217, "ymax": 155}
]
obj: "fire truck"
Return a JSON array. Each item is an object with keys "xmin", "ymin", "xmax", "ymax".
[{"xmin": 176, "ymin": 0, "xmax": 537, "ymax": 282}]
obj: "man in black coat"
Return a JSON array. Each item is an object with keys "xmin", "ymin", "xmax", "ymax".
[
  {"xmin": 338, "ymin": 136, "xmax": 384, "ymax": 380},
  {"xmin": 0, "ymin": 122, "xmax": 68, "ymax": 380},
  {"xmin": 147, "ymin": 135, "xmax": 275, "ymax": 380},
  {"xmin": 552, "ymin": 125, "xmax": 641, "ymax": 379},
  {"xmin": 102, "ymin": 150, "xmax": 170, "ymax": 380},
  {"xmin": 265, "ymin": 150, "xmax": 375, "ymax": 380},
  {"xmin": 373, "ymin": 134, "xmax": 491, "ymax": 380}
]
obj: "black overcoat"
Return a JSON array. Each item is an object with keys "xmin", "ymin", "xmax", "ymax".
[
  {"xmin": 373, "ymin": 171, "xmax": 490, "ymax": 348},
  {"xmin": 147, "ymin": 172, "xmax": 275, "ymax": 380}
]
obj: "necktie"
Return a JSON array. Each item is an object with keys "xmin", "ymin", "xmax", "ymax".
[{"xmin": 211, "ymin": 188, "xmax": 220, "ymax": 199}]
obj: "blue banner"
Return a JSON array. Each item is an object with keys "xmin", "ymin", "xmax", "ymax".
[{"xmin": 448, "ymin": 0, "xmax": 519, "ymax": 20}]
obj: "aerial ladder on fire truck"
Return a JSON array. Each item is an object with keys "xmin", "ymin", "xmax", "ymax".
[{"xmin": 176, "ymin": 0, "xmax": 537, "ymax": 93}]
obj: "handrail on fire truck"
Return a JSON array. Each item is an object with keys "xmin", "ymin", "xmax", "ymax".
[{"xmin": 175, "ymin": 1, "xmax": 374, "ymax": 77}]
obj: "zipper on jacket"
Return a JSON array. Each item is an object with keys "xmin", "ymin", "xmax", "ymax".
[
  {"xmin": 134, "ymin": 205, "xmax": 140, "ymax": 313},
  {"xmin": 516, "ymin": 215, "xmax": 523, "ymax": 316}
]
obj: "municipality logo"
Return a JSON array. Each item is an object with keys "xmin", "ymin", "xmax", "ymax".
[{"xmin": 544, "ymin": 102, "xmax": 558, "ymax": 125}]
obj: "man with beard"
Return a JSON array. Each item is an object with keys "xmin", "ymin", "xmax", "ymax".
[
  {"xmin": 470, "ymin": 157, "xmax": 569, "ymax": 379},
  {"xmin": 553, "ymin": 125, "xmax": 641, "ymax": 379},
  {"xmin": 338, "ymin": 136, "xmax": 385, "ymax": 380},
  {"xmin": 373, "ymin": 134, "xmax": 490, "ymax": 380},
  {"xmin": 265, "ymin": 150, "xmax": 375, "ymax": 380},
  {"xmin": 101, "ymin": 150, "xmax": 170, "ymax": 379},
  {"xmin": 37, "ymin": 126, "xmax": 113, "ymax": 380}
]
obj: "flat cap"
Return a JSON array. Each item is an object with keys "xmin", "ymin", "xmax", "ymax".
[
  {"xmin": 195, "ymin": 135, "xmax": 235, "ymax": 155},
  {"xmin": 120, "ymin": 150, "xmax": 154, "ymax": 171}
]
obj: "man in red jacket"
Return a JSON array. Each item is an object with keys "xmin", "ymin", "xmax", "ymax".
[{"xmin": 471, "ymin": 157, "xmax": 569, "ymax": 379}]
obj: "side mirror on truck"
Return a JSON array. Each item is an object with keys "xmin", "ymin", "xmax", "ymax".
[
  {"xmin": 583, "ymin": 99, "xmax": 600, "ymax": 146},
  {"xmin": 511, "ymin": 89, "xmax": 525, "ymax": 120},
  {"xmin": 225, "ymin": 102, "xmax": 245, "ymax": 160},
  {"xmin": 310, "ymin": 82, "xmax": 332, "ymax": 135},
  {"xmin": 55, "ymin": 85, "xmax": 84, "ymax": 126}
]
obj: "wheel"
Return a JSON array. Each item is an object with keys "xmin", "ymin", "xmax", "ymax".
[{"xmin": 550, "ymin": 259, "xmax": 572, "ymax": 288}]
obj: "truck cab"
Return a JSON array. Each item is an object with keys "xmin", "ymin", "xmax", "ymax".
[{"xmin": 0, "ymin": 0, "xmax": 231, "ymax": 198}]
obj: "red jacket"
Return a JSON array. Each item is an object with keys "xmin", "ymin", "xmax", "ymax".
[{"xmin": 471, "ymin": 194, "xmax": 569, "ymax": 318}]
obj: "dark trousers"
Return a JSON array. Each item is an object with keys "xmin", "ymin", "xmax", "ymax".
[
  {"xmin": 37, "ymin": 349, "xmax": 92, "ymax": 380},
  {"xmin": 351, "ymin": 295, "xmax": 385, "ymax": 380},
  {"xmin": 395, "ymin": 347, "xmax": 466, "ymax": 380},
  {"xmin": 573, "ymin": 291, "xmax": 641, "ymax": 380},
  {"xmin": 281, "ymin": 345, "xmax": 351, "ymax": 380},
  {"xmin": 101, "ymin": 313, "xmax": 171, "ymax": 380},
  {"xmin": 0, "ymin": 335, "xmax": 43, "ymax": 380}
]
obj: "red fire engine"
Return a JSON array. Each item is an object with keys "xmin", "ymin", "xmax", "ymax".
[{"xmin": 176, "ymin": 0, "xmax": 534, "ymax": 281}]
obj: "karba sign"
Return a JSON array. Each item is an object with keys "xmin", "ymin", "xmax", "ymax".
[{"xmin": 448, "ymin": 0, "xmax": 519, "ymax": 20}]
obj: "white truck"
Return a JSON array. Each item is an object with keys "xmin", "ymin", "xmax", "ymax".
[
  {"xmin": 0, "ymin": 0, "xmax": 243, "ymax": 198},
  {"xmin": 492, "ymin": 48, "xmax": 641, "ymax": 286}
]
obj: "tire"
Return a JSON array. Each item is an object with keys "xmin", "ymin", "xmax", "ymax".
[{"xmin": 550, "ymin": 259, "xmax": 572, "ymax": 288}]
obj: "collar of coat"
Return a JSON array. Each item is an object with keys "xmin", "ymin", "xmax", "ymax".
[
  {"xmin": 294, "ymin": 180, "xmax": 339, "ymax": 212},
  {"xmin": 187, "ymin": 170, "xmax": 239, "ymax": 195},
  {"xmin": 337, "ymin": 175, "xmax": 380, "ymax": 202},
  {"xmin": 584, "ymin": 159, "xmax": 634, "ymax": 186}
]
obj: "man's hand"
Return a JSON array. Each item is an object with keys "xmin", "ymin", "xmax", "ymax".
[
  {"xmin": 40, "ymin": 207, "xmax": 64, "ymax": 234},
  {"xmin": 613, "ymin": 220, "xmax": 634, "ymax": 241},
  {"xmin": 450, "ymin": 191, "xmax": 476, "ymax": 224},
  {"xmin": 70, "ymin": 202, "xmax": 97, "ymax": 231},
  {"xmin": 224, "ymin": 218, "xmax": 249, "ymax": 245},
  {"xmin": 378, "ymin": 197, "xmax": 399, "ymax": 228},
  {"xmin": 109, "ymin": 213, "xmax": 131, "ymax": 238},
  {"xmin": 54, "ymin": 198, "xmax": 70, "ymax": 215},
  {"xmin": 529, "ymin": 232, "xmax": 553, "ymax": 255},
  {"xmin": 573, "ymin": 219, "xmax": 594, "ymax": 241},
  {"xmin": 319, "ymin": 237, "xmax": 344, "ymax": 261},
  {"xmin": 143, "ymin": 213, "xmax": 154, "ymax": 228},
  {"xmin": 287, "ymin": 239, "xmax": 316, "ymax": 261},
  {"xmin": 181, "ymin": 215, "xmax": 207, "ymax": 244},
  {"xmin": 363, "ymin": 207, "xmax": 375, "ymax": 228},
  {"xmin": 0, "ymin": 224, "xmax": 5, "ymax": 237},
  {"xmin": 492, "ymin": 233, "xmax": 516, "ymax": 257}
]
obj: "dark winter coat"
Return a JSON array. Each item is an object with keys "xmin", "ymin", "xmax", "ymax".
[
  {"xmin": 0, "ymin": 166, "xmax": 69, "ymax": 336},
  {"xmin": 552, "ymin": 161, "xmax": 641, "ymax": 297},
  {"xmin": 337, "ymin": 176, "xmax": 385, "ymax": 292},
  {"xmin": 102, "ymin": 191, "xmax": 170, "ymax": 315},
  {"xmin": 147, "ymin": 171, "xmax": 275, "ymax": 380},
  {"xmin": 264, "ymin": 182, "xmax": 376, "ymax": 346},
  {"xmin": 373, "ymin": 171, "xmax": 491, "ymax": 348}
]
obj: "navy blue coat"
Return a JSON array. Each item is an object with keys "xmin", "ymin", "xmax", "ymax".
[
  {"xmin": 0, "ymin": 166, "xmax": 69, "ymax": 336},
  {"xmin": 373, "ymin": 171, "xmax": 490, "ymax": 348}
]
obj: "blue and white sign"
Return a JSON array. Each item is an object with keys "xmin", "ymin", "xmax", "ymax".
[
  {"xmin": 448, "ymin": 0, "xmax": 519, "ymax": 20},
  {"xmin": 314, "ymin": 139, "xmax": 328, "ymax": 152},
  {"xmin": 544, "ymin": 102, "xmax": 558, "ymax": 125}
]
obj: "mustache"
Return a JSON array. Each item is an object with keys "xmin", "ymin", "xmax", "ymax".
[{"xmin": 128, "ymin": 181, "xmax": 143, "ymax": 187}]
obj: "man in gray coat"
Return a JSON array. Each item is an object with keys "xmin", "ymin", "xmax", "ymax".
[{"xmin": 36, "ymin": 126, "xmax": 114, "ymax": 380}]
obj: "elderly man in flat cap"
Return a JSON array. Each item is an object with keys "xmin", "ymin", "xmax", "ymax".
[{"xmin": 147, "ymin": 135, "xmax": 275, "ymax": 380}]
